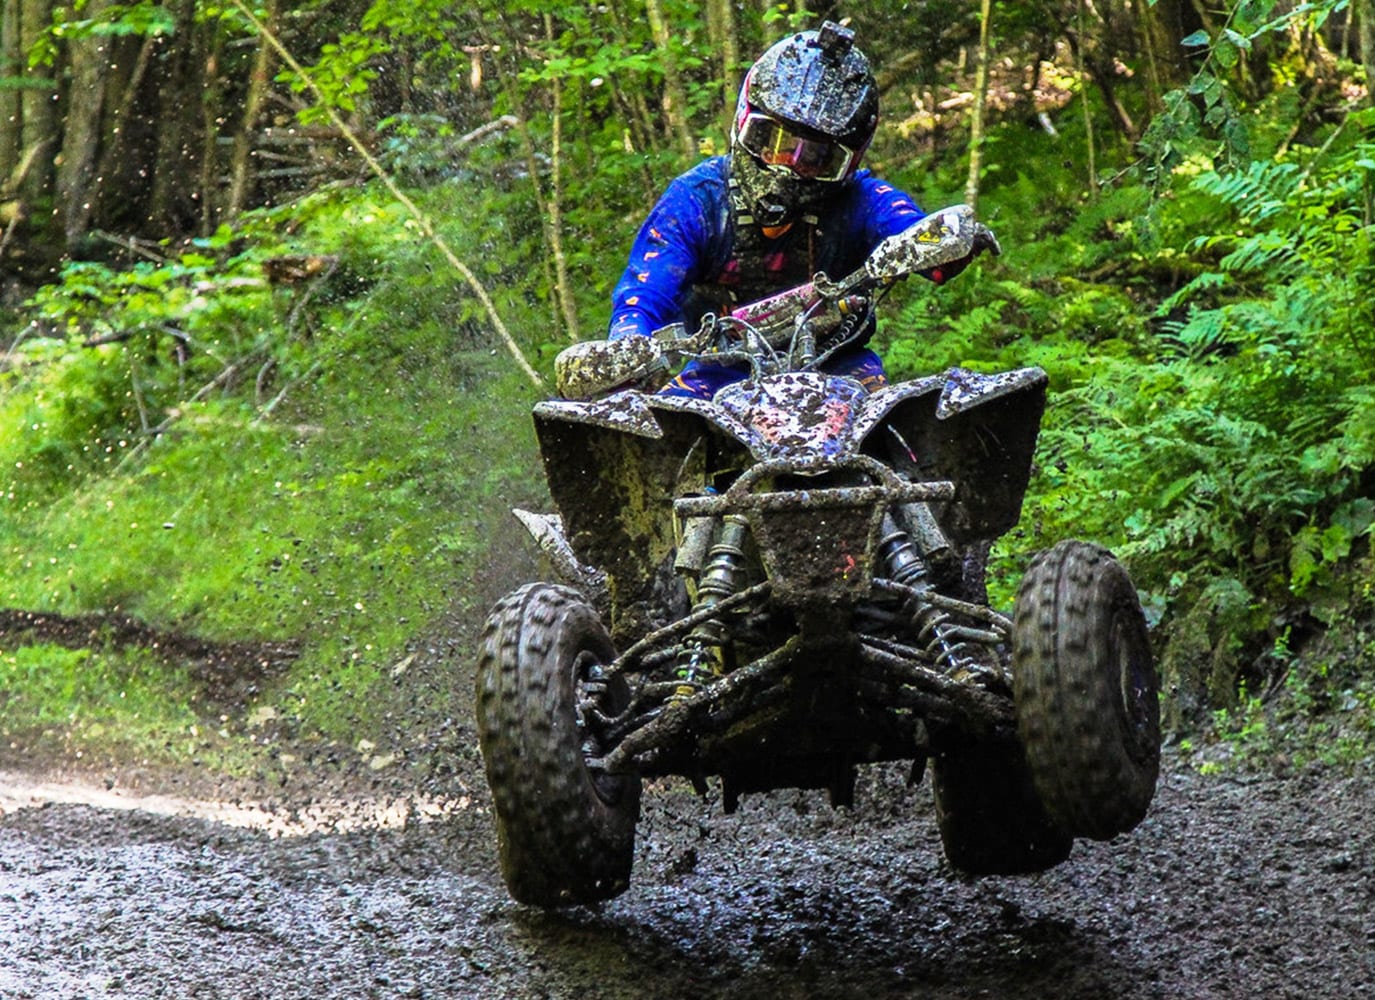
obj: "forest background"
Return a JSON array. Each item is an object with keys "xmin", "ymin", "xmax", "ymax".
[{"xmin": 0, "ymin": 0, "xmax": 1372, "ymax": 781}]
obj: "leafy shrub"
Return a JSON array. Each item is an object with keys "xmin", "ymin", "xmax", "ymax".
[{"xmin": 878, "ymin": 95, "xmax": 1373, "ymax": 723}]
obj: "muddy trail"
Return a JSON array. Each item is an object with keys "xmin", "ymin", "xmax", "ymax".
[
  {"xmin": 2, "ymin": 594, "xmax": 1372, "ymax": 998},
  {"xmin": 1, "ymin": 745, "xmax": 1372, "ymax": 1000}
]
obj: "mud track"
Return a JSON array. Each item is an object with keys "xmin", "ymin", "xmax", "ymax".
[
  {"xmin": 2, "ymin": 749, "xmax": 1372, "ymax": 999},
  {"xmin": 2, "ymin": 600, "xmax": 1371, "ymax": 997}
]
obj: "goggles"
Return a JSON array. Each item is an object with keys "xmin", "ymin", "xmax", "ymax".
[{"xmin": 736, "ymin": 113, "xmax": 855, "ymax": 182}]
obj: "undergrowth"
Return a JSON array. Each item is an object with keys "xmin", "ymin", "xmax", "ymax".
[
  {"xmin": 0, "ymin": 645, "xmax": 209, "ymax": 764},
  {"xmin": 1181, "ymin": 592, "xmax": 1375, "ymax": 774},
  {"xmin": 1, "ymin": 182, "xmax": 551, "ymax": 765},
  {"xmin": 881, "ymin": 105, "xmax": 1375, "ymax": 714}
]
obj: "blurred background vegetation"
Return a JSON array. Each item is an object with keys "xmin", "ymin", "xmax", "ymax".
[{"xmin": 0, "ymin": 0, "xmax": 1371, "ymax": 779}]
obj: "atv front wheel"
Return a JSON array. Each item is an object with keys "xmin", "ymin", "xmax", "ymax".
[
  {"xmin": 1012, "ymin": 540, "xmax": 1160, "ymax": 840},
  {"xmin": 475, "ymin": 583, "xmax": 640, "ymax": 906},
  {"xmin": 932, "ymin": 740, "xmax": 1073, "ymax": 875}
]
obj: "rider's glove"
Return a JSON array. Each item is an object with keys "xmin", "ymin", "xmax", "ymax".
[
  {"xmin": 972, "ymin": 222, "xmax": 1002, "ymax": 258},
  {"xmin": 926, "ymin": 223, "xmax": 1001, "ymax": 285}
]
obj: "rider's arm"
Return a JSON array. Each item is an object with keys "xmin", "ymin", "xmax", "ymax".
[
  {"xmin": 854, "ymin": 171, "xmax": 927, "ymax": 244},
  {"xmin": 853, "ymin": 173, "xmax": 990, "ymax": 284},
  {"xmin": 608, "ymin": 167, "xmax": 722, "ymax": 341}
]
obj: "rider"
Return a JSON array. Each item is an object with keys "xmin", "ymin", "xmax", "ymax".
[{"xmin": 607, "ymin": 20, "xmax": 994, "ymax": 399}]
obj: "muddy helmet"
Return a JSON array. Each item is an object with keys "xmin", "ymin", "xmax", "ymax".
[{"xmin": 730, "ymin": 21, "xmax": 879, "ymax": 227}]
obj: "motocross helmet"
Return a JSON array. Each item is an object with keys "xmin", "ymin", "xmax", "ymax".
[{"xmin": 730, "ymin": 21, "xmax": 879, "ymax": 228}]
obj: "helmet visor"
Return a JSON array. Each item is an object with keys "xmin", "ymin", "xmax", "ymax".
[{"xmin": 736, "ymin": 113, "xmax": 855, "ymax": 182}]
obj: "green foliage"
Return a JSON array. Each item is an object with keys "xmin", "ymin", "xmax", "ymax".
[
  {"xmin": 1087, "ymin": 157, "xmax": 1367, "ymax": 708},
  {"xmin": 0, "ymin": 644, "xmax": 204, "ymax": 758},
  {"xmin": 1138, "ymin": 0, "xmax": 1351, "ymax": 186},
  {"xmin": 1, "ymin": 181, "xmax": 549, "ymax": 752},
  {"xmin": 51, "ymin": 1, "xmax": 178, "ymax": 39},
  {"xmin": 877, "ymin": 66, "xmax": 1372, "ymax": 717},
  {"xmin": 38, "ymin": 1, "xmax": 264, "ymax": 70},
  {"xmin": 31, "ymin": 0, "xmax": 180, "ymax": 74},
  {"xmin": 1139, "ymin": 84, "xmax": 1249, "ymax": 184},
  {"xmin": 2, "ymin": 233, "xmax": 297, "ymax": 501}
]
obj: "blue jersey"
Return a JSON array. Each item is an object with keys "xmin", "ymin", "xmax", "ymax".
[{"xmin": 608, "ymin": 156, "xmax": 926, "ymax": 341}]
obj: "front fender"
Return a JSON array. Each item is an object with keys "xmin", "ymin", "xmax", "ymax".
[
  {"xmin": 532, "ymin": 393, "xmax": 722, "ymax": 632},
  {"xmin": 858, "ymin": 367, "xmax": 1048, "ymax": 543}
]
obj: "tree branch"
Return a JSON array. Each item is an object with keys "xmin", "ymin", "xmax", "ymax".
[{"xmin": 229, "ymin": 0, "xmax": 546, "ymax": 391}]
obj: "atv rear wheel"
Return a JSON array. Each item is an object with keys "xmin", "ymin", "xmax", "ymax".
[
  {"xmin": 932, "ymin": 741, "xmax": 1073, "ymax": 875},
  {"xmin": 475, "ymin": 583, "xmax": 640, "ymax": 906},
  {"xmin": 1012, "ymin": 540, "xmax": 1160, "ymax": 840}
]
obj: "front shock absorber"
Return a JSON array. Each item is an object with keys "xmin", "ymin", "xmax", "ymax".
[
  {"xmin": 879, "ymin": 500, "xmax": 956, "ymax": 590},
  {"xmin": 878, "ymin": 511, "xmax": 929, "ymax": 589},
  {"xmin": 673, "ymin": 514, "xmax": 750, "ymax": 699},
  {"xmin": 910, "ymin": 602, "xmax": 1000, "ymax": 680}
]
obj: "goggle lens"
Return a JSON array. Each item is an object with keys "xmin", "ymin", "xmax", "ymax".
[{"xmin": 737, "ymin": 114, "xmax": 853, "ymax": 182}]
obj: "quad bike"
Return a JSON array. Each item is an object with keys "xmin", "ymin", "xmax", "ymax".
[{"xmin": 475, "ymin": 205, "xmax": 1160, "ymax": 908}]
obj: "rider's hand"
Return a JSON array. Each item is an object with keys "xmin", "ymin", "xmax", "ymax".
[
  {"xmin": 926, "ymin": 223, "xmax": 1001, "ymax": 284},
  {"xmin": 972, "ymin": 223, "xmax": 1002, "ymax": 258}
]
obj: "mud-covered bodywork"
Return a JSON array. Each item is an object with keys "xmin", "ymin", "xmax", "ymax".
[
  {"xmin": 533, "ymin": 365, "xmax": 1046, "ymax": 642},
  {"xmin": 858, "ymin": 367, "xmax": 1047, "ymax": 542},
  {"xmin": 525, "ymin": 364, "xmax": 1049, "ymax": 803}
]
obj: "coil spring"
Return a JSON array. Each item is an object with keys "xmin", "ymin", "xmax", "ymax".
[
  {"xmin": 673, "ymin": 515, "xmax": 750, "ymax": 694},
  {"xmin": 911, "ymin": 603, "xmax": 989, "ymax": 676}
]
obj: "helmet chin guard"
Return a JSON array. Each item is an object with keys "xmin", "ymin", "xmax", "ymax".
[{"xmin": 729, "ymin": 154, "xmax": 828, "ymax": 229}]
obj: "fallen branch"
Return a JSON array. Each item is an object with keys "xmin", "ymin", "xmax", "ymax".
[
  {"xmin": 114, "ymin": 354, "xmax": 260, "ymax": 473},
  {"xmin": 458, "ymin": 115, "xmax": 518, "ymax": 146},
  {"xmin": 90, "ymin": 229, "xmax": 170, "ymax": 264},
  {"xmin": 257, "ymin": 359, "xmax": 324, "ymax": 420}
]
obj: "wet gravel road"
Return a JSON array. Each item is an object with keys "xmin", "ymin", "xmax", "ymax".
[{"xmin": 1, "ymin": 752, "xmax": 1372, "ymax": 1000}]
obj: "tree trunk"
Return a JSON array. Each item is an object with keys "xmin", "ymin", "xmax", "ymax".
[
  {"xmin": 1, "ymin": 0, "xmax": 21, "ymax": 182},
  {"xmin": 1137, "ymin": 0, "xmax": 1165, "ymax": 116},
  {"xmin": 1078, "ymin": 0, "xmax": 1098, "ymax": 198},
  {"xmin": 56, "ymin": 0, "xmax": 111, "ymax": 246},
  {"xmin": 965, "ymin": 0, "xmax": 993, "ymax": 210},
  {"xmin": 540, "ymin": 13, "xmax": 578, "ymax": 342},
  {"xmin": 228, "ymin": 0, "xmax": 280, "ymax": 217},
  {"xmin": 19, "ymin": 0, "xmax": 55, "ymax": 201},
  {"xmin": 644, "ymin": 0, "xmax": 696, "ymax": 159},
  {"xmin": 1360, "ymin": 0, "xmax": 1375, "ymax": 109},
  {"xmin": 146, "ymin": 0, "xmax": 202, "ymax": 234},
  {"xmin": 707, "ymin": 0, "xmax": 740, "ymax": 143},
  {"xmin": 198, "ymin": 24, "xmax": 224, "ymax": 232},
  {"xmin": 488, "ymin": 20, "xmax": 580, "ymax": 342},
  {"xmin": 1138, "ymin": 0, "xmax": 1204, "ymax": 90},
  {"xmin": 90, "ymin": 35, "xmax": 153, "ymax": 234}
]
